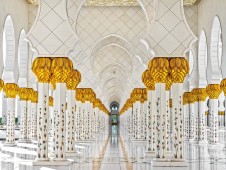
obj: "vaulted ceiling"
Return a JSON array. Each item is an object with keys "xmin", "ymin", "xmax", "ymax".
[{"xmin": 26, "ymin": 0, "xmax": 198, "ymax": 109}]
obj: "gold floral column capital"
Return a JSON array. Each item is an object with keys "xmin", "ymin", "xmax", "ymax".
[
  {"xmin": 27, "ymin": 88, "xmax": 35, "ymax": 101},
  {"xmin": 18, "ymin": 88, "xmax": 29, "ymax": 101},
  {"xmin": 149, "ymin": 57, "xmax": 169, "ymax": 83},
  {"xmin": 142, "ymin": 70, "xmax": 155, "ymax": 90},
  {"xmin": 206, "ymin": 84, "xmax": 222, "ymax": 99},
  {"xmin": 169, "ymin": 57, "xmax": 189, "ymax": 83},
  {"xmin": 187, "ymin": 92, "xmax": 195, "ymax": 104},
  {"xmin": 220, "ymin": 79, "xmax": 226, "ymax": 96},
  {"xmin": 131, "ymin": 88, "xmax": 143, "ymax": 103},
  {"xmin": 0, "ymin": 79, "xmax": 4, "ymax": 91},
  {"xmin": 3, "ymin": 83, "xmax": 19, "ymax": 98},
  {"xmin": 51, "ymin": 57, "xmax": 73, "ymax": 83},
  {"xmin": 66, "ymin": 69, "xmax": 81, "ymax": 90},
  {"xmin": 165, "ymin": 76, "xmax": 172, "ymax": 91},
  {"xmin": 76, "ymin": 88, "xmax": 83, "ymax": 102},
  {"xmin": 183, "ymin": 92, "xmax": 190, "ymax": 105},
  {"xmin": 191, "ymin": 88, "xmax": 207, "ymax": 102},
  {"xmin": 31, "ymin": 91, "xmax": 38, "ymax": 103},
  {"xmin": 32, "ymin": 57, "xmax": 52, "ymax": 83}
]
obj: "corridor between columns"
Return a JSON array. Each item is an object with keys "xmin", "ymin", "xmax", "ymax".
[{"xmin": 1, "ymin": 124, "xmax": 226, "ymax": 170}]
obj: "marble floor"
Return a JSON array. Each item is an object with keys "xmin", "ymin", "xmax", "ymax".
[{"xmin": 0, "ymin": 126, "xmax": 226, "ymax": 170}]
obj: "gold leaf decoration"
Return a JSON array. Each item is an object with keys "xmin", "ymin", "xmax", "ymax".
[
  {"xmin": 4, "ymin": 83, "xmax": 19, "ymax": 98},
  {"xmin": 206, "ymin": 84, "xmax": 222, "ymax": 99},
  {"xmin": 32, "ymin": 57, "xmax": 52, "ymax": 83},
  {"xmin": 51, "ymin": 57, "xmax": 73, "ymax": 83},
  {"xmin": 0, "ymin": 79, "xmax": 4, "ymax": 91}
]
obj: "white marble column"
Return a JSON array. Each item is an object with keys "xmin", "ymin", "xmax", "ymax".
[
  {"xmin": 32, "ymin": 57, "xmax": 52, "ymax": 161},
  {"xmin": 89, "ymin": 102, "xmax": 94, "ymax": 139},
  {"xmin": 75, "ymin": 101, "xmax": 81, "ymax": 140},
  {"xmin": 36, "ymin": 83, "xmax": 50, "ymax": 161},
  {"xmin": 27, "ymin": 96, "xmax": 32, "ymax": 143},
  {"xmin": 193, "ymin": 88, "xmax": 208, "ymax": 143},
  {"xmin": 84, "ymin": 101, "xmax": 90, "ymax": 140},
  {"xmin": 81, "ymin": 102, "xmax": 86, "ymax": 140},
  {"xmin": 66, "ymin": 89, "xmax": 76, "ymax": 155},
  {"xmin": 53, "ymin": 83, "xmax": 67, "ymax": 161},
  {"xmin": 220, "ymin": 79, "xmax": 226, "ymax": 149},
  {"xmin": 171, "ymin": 83, "xmax": 184, "ymax": 159},
  {"xmin": 18, "ymin": 88, "xmax": 28, "ymax": 143},
  {"xmin": 128, "ymin": 107, "xmax": 133, "ymax": 135},
  {"xmin": 94, "ymin": 106, "xmax": 100, "ymax": 134},
  {"xmin": 165, "ymin": 88, "xmax": 171, "ymax": 155},
  {"xmin": 206, "ymin": 84, "xmax": 222, "ymax": 145},
  {"xmin": 132, "ymin": 101, "xmax": 136, "ymax": 139},
  {"xmin": 155, "ymin": 83, "xmax": 167, "ymax": 159},
  {"xmin": 134, "ymin": 101, "xmax": 141, "ymax": 139},
  {"xmin": 193, "ymin": 96, "xmax": 199, "ymax": 143},
  {"xmin": 183, "ymin": 92, "xmax": 190, "ymax": 141},
  {"xmin": 146, "ymin": 90, "xmax": 156, "ymax": 156},
  {"xmin": 30, "ymin": 91, "xmax": 38, "ymax": 141},
  {"xmin": 140, "ymin": 101, "xmax": 145, "ymax": 140},
  {"xmin": 3, "ymin": 83, "xmax": 18, "ymax": 146},
  {"xmin": 188, "ymin": 93, "xmax": 195, "ymax": 141},
  {"xmin": 143, "ymin": 101, "xmax": 147, "ymax": 141}
]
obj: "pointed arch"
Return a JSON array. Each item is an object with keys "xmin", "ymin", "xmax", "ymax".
[
  {"xmin": 209, "ymin": 16, "xmax": 222, "ymax": 83},
  {"xmin": 3, "ymin": 15, "xmax": 16, "ymax": 71},
  {"xmin": 198, "ymin": 30, "xmax": 208, "ymax": 87}
]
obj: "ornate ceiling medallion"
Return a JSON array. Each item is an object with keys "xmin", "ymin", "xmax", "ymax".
[
  {"xmin": 84, "ymin": 0, "xmax": 138, "ymax": 6},
  {"xmin": 184, "ymin": 0, "xmax": 201, "ymax": 6}
]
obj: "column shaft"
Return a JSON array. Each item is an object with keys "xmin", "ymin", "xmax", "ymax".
[
  {"xmin": 36, "ymin": 83, "xmax": 49, "ymax": 161},
  {"xmin": 5, "ymin": 98, "xmax": 16, "ymax": 145}
]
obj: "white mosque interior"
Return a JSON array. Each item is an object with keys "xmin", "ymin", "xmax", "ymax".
[{"xmin": 0, "ymin": 0, "xmax": 226, "ymax": 170}]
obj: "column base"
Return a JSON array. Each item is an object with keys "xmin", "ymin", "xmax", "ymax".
[
  {"xmin": 33, "ymin": 160, "xmax": 71, "ymax": 166},
  {"xmin": 145, "ymin": 151, "xmax": 155, "ymax": 158},
  {"xmin": 35, "ymin": 158, "xmax": 50, "ymax": 162},
  {"xmin": 65, "ymin": 151, "xmax": 80, "ymax": 157},
  {"xmin": 4, "ymin": 142, "xmax": 16, "ymax": 147},
  {"xmin": 152, "ymin": 158, "xmax": 188, "ymax": 167},
  {"xmin": 208, "ymin": 143, "xmax": 221, "ymax": 150},
  {"xmin": 53, "ymin": 158, "xmax": 67, "ymax": 161},
  {"xmin": 189, "ymin": 139, "xmax": 194, "ymax": 143},
  {"xmin": 165, "ymin": 151, "xmax": 172, "ymax": 158},
  {"xmin": 17, "ymin": 139, "xmax": 31, "ymax": 143},
  {"xmin": 30, "ymin": 137, "xmax": 37, "ymax": 141},
  {"xmin": 199, "ymin": 141, "xmax": 208, "ymax": 145}
]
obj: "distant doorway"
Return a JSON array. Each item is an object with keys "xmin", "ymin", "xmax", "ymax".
[{"xmin": 110, "ymin": 101, "xmax": 119, "ymax": 125}]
